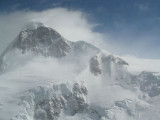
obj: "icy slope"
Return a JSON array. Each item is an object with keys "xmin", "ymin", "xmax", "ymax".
[
  {"xmin": 0, "ymin": 24, "xmax": 160, "ymax": 120},
  {"xmin": 0, "ymin": 25, "xmax": 100, "ymax": 72}
]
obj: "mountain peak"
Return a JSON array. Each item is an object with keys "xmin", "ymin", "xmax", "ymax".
[
  {"xmin": 22, "ymin": 22, "xmax": 45, "ymax": 30},
  {"xmin": 14, "ymin": 26, "xmax": 71, "ymax": 57},
  {"xmin": 0, "ymin": 24, "xmax": 101, "ymax": 71}
]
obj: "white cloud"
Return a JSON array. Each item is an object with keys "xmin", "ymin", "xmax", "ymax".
[
  {"xmin": 122, "ymin": 55, "xmax": 160, "ymax": 73},
  {"xmin": 0, "ymin": 7, "xmax": 159, "ymax": 59},
  {"xmin": 0, "ymin": 8, "xmax": 105, "ymax": 54}
]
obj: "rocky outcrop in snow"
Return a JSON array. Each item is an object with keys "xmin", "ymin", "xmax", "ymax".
[
  {"xmin": 138, "ymin": 71, "xmax": 160, "ymax": 97},
  {"xmin": 89, "ymin": 54, "xmax": 128, "ymax": 76},
  {"xmin": 14, "ymin": 26, "xmax": 72, "ymax": 58},
  {"xmin": 11, "ymin": 82, "xmax": 151, "ymax": 120},
  {"xmin": 90, "ymin": 56, "xmax": 102, "ymax": 75},
  {"xmin": 0, "ymin": 26, "xmax": 101, "ymax": 71},
  {"xmin": 11, "ymin": 82, "xmax": 88, "ymax": 120}
]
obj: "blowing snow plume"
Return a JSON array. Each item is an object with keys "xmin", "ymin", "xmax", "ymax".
[
  {"xmin": 0, "ymin": 8, "xmax": 104, "ymax": 55},
  {"xmin": 0, "ymin": 22, "xmax": 160, "ymax": 120}
]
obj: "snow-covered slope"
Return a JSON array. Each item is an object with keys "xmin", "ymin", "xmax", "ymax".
[{"xmin": 0, "ymin": 23, "xmax": 160, "ymax": 120}]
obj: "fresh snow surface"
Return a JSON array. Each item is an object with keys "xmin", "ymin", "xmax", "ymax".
[
  {"xmin": 0, "ymin": 24, "xmax": 160, "ymax": 120},
  {"xmin": 122, "ymin": 55, "xmax": 160, "ymax": 74}
]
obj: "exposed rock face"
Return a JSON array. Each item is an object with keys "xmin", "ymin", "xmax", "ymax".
[
  {"xmin": 89, "ymin": 54, "xmax": 128, "ymax": 76},
  {"xmin": 138, "ymin": 72, "xmax": 160, "ymax": 97},
  {"xmin": 101, "ymin": 55, "xmax": 129, "ymax": 77},
  {"xmin": 101, "ymin": 55, "xmax": 128, "ymax": 67},
  {"xmin": 11, "ymin": 82, "xmax": 88, "ymax": 120},
  {"xmin": 90, "ymin": 56, "xmax": 102, "ymax": 75},
  {"xmin": 34, "ymin": 97, "xmax": 64, "ymax": 120},
  {"xmin": 13, "ymin": 26, "xmax": 71, "ymax": 58},
  {"xmin": 10, "ymin": 26, "xmax": 100, "ymax": 59},
  {"xmin": 68, "ymin": 83, "xmax": 88, "ymax": 115},
  {"xmin": 11, "ymin": 82, "xmax": 151, "ymax": 120},
  {"xmin": 0, "ymin": 26, "xmax": 101, "ymax": 71}
]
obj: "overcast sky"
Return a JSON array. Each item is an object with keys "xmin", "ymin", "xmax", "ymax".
[{"xmin": 0, "ymin": 0, "xmax": 160, "ymax": 58}]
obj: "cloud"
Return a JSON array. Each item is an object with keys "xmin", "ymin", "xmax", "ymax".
[
  {"xmin": 0, "ymin": 7, "xmax": 159, "ymax": 59},
  {"xmin": 0, "ymin": 8, "xmax": 105, "ymax": 54},
  {"xmin": 122, "ymin": 55, "xmax": 160, "ymax": 73}
]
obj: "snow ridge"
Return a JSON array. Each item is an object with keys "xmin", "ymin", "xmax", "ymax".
[{"xmin": 0, "ymin": 24, "xmax": 160, "ymax": 120}]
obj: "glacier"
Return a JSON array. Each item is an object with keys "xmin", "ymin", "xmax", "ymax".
[{"xmin": 0, "ymin": 23, "xmax": 160, "ymax": 120}]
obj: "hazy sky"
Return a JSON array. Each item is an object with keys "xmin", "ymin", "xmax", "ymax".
[{"xmin": 0, "ymin": 0, "xmax": 160, "ymax": 58}]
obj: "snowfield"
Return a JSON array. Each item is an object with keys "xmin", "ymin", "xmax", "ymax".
[{"xmin": 0, "ymin": 23, "xmax": 160, "ymax": 120}]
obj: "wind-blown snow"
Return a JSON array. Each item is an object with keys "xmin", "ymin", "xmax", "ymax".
[
  {"xmin": 122, "ymin": 55, "xmax": 160, "ymax": 73},
  {"xmin": 0, "ymin": 25, "xmax": 160, "ymax": 120}
]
